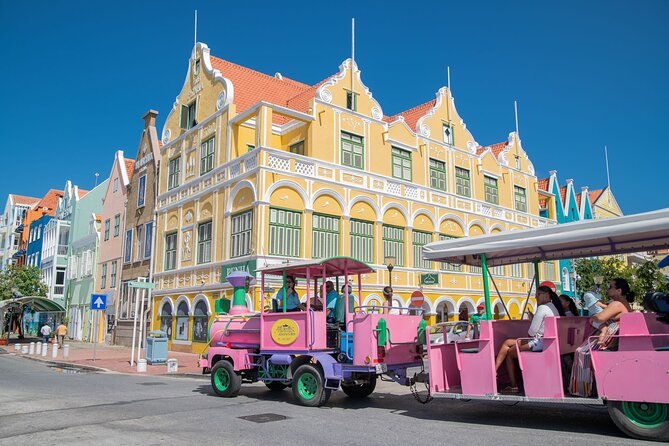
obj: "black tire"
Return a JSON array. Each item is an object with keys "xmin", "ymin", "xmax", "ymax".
[
  {"xmin": 265, "ymin": 381, "xmax": 288, "ymax": 391},
  {"xmin": 341, "ymin": 374, "xmax": 377, "ymax": 398},
  {"xmin": 210, "ymin": 360, "xmax": 241, "ymax": 397},
  {"xmin": 291, "ymin": 364, "xmax": 331, "ymax": 407},
  {"xmin": 608, "ymin": 400, "xmax": 669, "ymax": 442}
]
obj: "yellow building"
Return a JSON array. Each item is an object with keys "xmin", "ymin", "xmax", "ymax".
[{"xmin": 152, "ymin": 43, "xmax": 555, "ymax": 353}]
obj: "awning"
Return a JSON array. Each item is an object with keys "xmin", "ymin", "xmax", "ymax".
[
  {"xmin": 422, "ymin": 208, "xmax": 669, "ymax": 267},
  {"xmin": 658, "ymin": 255, "xmax": 669, "ymax": 269},
  {"xmin": 0, "ymin": 296, "xmax": 66, "ymax": 313}
]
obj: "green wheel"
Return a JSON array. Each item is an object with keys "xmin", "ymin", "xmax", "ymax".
[
  {"xmin": 608, "ymin": 400, "xmax": 669, "ymax": 441},
  {"xmin": 291, "ymin": 364, "xmax": 331, "ymax": 407},
  {"xmin": 341, "ymin": 374, "xmax": 377, "ymax": 398},
  {"xmin": 211, "ymin": 360, "xmax": 241, "ymax": 397},
  {"xmin": 264, "ymin": 362, "xmax": 289, "ymax": 391}
]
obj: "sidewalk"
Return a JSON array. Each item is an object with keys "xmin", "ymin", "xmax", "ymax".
[{"xmin": 1, "ymin": 337, "xmax": 205, "ymax": 377}]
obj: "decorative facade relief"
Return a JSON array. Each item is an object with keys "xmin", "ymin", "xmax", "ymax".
[{"xmin": 182, "ymin": 230, "xmax": 192, "ymax": 260}]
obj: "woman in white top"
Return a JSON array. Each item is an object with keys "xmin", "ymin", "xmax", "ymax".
[{"xmin": 495, "ymin": 286, "xmax": 561, "ymax": 392}]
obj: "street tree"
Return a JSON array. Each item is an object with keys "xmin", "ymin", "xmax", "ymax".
[{"xmin": 0, "ymin": 265, "xmax": 48, "ymax": 301}]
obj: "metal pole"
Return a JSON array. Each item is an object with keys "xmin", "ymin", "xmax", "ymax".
[
  {"xmin": 130, "ymin": 286, "xmax": 140, "ymax": 367},
  {"xmin": 481, "ymin": 254, "xmax": 492, "ymax": 320},
  {"xmin": 92, "ymin": 310, "xmax": 97, "ymax": 362},
  {"xmin": 137, "ymin": 289, "xmax": 146, "ymax": 365}
]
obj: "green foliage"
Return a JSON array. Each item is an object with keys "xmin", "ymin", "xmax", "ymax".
[
  {"xmin": 574, "ymin": 257, "xmax": 669, "ymax": 303},
  {"xmin": 0, "ymin": 265, "xmax": 49, "ymax": 301}
]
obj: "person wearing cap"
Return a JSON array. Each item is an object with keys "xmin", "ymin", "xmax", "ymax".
[{"xmin": 465, "ymin": 304, "xmax": 486, "ymax": 339}]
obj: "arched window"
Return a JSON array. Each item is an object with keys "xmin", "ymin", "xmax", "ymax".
[
  {"xmin": 160, "ymin": 302, "xmax": 173, "ymax": 340},
  {"xmin": 192, "ymin": 300, "xmax": 208, "ymax": 343},
  {"xmin": 175, "ymin": 301, "xmax": 189, "ymax": 341}
]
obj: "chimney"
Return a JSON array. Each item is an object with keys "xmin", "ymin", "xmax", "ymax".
[{"xmin": 142, "ymin": 109, "xmax": 159, "ymax": 128}]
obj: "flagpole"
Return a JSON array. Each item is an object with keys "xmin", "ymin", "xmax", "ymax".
[
  {"xmin": 447, "ymin": 66, "xmax": 451, "ymax": 122},
  {"xmin": 605, "ymin": 145, "xmax": 611, "ymax": 191},
  {"xmin": 351, "ymin": 18, "xmax": 355, "ymax": 96}
]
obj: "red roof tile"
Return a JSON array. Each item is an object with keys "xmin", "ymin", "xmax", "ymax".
[
  {"xmin": 575, "ymin": 192, "xmax": 582, "ymax": 209},
  {"xmin": 537, "ymin": 178, "xmax": 549, "ymax": 191},
  {"xmin": 390, "ymin": 100, "xmax": 436, "ymax": 132},
  {"xmin": 12, "ymin": 194, "xmax": 40, "ymax": 206},
  {"xmin": 589, "ymin": 188, "xmax": 604, "ymax": 204},
  {"xmin": 35, "ymin": 189, "xmax": 63, "ymax": 216},
  {"xmin": 476, "ymin": 141, "xmax": 507, "ymax": 157},
  {"xmin": 559, "ymin": 186, "xmax": 567, "ymax": 206},
  {"xmin": 210, "ymin": 57, "xmax": 312, "ymax": 117},
  {"xmin": 124, "ymin": 158, "xmax": 135, "ymax": 179},
  {"xmin": 77, "ymin": 189, "xmax": 89, "ymax": 198}
]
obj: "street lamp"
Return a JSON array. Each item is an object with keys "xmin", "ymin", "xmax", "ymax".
[{"xmin": 384, "ymin": 256, "xmax": 396, "ymax": 289}]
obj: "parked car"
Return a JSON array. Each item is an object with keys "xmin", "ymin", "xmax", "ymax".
[{"xmin": 429, "ymin": 321, "xmax": 470, "ymax": 345}]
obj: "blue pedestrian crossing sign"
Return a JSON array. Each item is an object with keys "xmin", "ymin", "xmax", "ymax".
[{"xmin": 90, "ymin": 294, "xmax": 107, "ymax": 311}]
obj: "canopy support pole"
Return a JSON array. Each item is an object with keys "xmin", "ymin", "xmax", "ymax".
[
  {"xmin": 485, "ymin": 263, "xmax": 511, "ymax": 319},
  {"xmin": 520, "ymin": 263, "xmax": 540, "ymax": 319},
  {"xmin": 481, "ymin": 254, "xmax": 492, "ymax": 320}
]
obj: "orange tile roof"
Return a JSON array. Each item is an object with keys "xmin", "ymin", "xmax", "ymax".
[
  {"xmin": 124, "ymin": 158, "xmax": 135, "ymax": 179},
  {"xmin": 210, "ymin": 57, "xmax": 312, "ymax": 117},
  {"xmin": 575, "ymin": 192, "xmax": 582, "ymax": 209},
  {"xmin": 537, "ymin": 178, "xmax": 549, "ymax": 191},
  {"xmin": 539, "ymin": 198, "xmax": 548, "ymax": 209},
  {"xmin": 589, "ymin": 188, "xmax": 604, "ymax": 204},
  {"xmin": 476, "ymin": 141, "xmax": 507, "ymax": 157},
  {"xmin": 35, "ymin": 189, "xmax": 63, "ymax": 216},
  {"xmin": 77, "ymin": 189, "xmax": 89, "ymax": 198},
  {"xmin": 390, "ymin": 100, "xmax": 436, "ymax": 132},
  {"xmin": 12, "ymin": 194, "xmax": 40, "ymax": 206},
  {"xmin": 559, "ymin": 186, "xmax": 567, "ymax": 206}
]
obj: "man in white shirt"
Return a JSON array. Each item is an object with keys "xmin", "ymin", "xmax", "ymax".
[{"xmin": 40, "ymin": 323, "xmax": 52, "ymax": 344}]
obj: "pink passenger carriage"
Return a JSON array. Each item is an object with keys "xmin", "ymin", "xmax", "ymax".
[{"xmin": 422, "ymin": 208, "xmax": 669, "ymax": 441}]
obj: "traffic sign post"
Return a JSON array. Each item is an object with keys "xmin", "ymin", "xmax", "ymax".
[{"xmin": 90, "ymin": 294, "xmax": 107, "ymax": 362}]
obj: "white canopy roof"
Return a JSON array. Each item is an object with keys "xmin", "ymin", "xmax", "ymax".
[{"xmin": 422, "ymin": 208, "xmax": 669, "ymax": 267}]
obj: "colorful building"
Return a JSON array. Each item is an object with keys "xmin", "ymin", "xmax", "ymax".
[
  {"xmin": 117, "ymin": 110, "xmax": 161, "ymax": 346},
  {"xmin": 0, "ymin": 194, "xmax": 39, "ymax": 269},
  {"xmin": 41, "ymin": 182, "xmax": 88, "ymax": 305},
  {"xmin": 151, "ymin": 43, "xmax": 554, "ymax": 353},
  {"xmin": 63, "ymin": 180, "xmax": 107, "ymax": 341},
  {"xmin": 19, "ymin": 189, "xmax": 63, "ymax": 268},
  {"xmin": 96, "ymin": 151, "xmax": 134, "ymax": 343}
]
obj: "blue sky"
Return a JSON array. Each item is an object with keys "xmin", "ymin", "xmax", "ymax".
[{"xmin": 1, "ymin": 0, "xmax": 667, "ymax": 214}]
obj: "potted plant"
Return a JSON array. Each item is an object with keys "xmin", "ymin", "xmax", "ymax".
[{"xmin": 0, "ymin": 333, "xmax": 7, "ymax": 346}]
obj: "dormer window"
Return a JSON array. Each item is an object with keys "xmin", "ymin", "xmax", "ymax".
[
  {"xmin": 442, "ymin": 123, "xmax": 453, "ymax": 145},
  {"xmin": 194, "ymin": 59, "xmax": 200, "ymax": 77},
  {"xmin": 345, "ymin": 90, "xmax": 358, "ymax": 112},
  {"xmin": 180, "ymin": 100, "xmax": 197, "ymax": 130}
]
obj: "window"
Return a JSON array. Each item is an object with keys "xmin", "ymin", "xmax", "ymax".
[
  {"xmin": 514, "ymin": 186, "xmax": 527, "ymax": 212},
  {"xmin": 136, "ymin": 225, "xmax": 144, "ymax": 261},
  {"xmin": 168, "ymin": 156, "xmax": 181, "ymax": 190},
  {"xmin": 144, "ymin": 222, "xmax": 153, "ymax": 259},
  {"xmin": 200, "ymin": 137, "xmax": 215, "ymax": 175},
  {"xmin": 455, "ymin": 167, "xmax": 471, "ymax": 197},
  {"xmin": 289, "ymin": 141, "xmax": 305, "ymax": 156},
  {"xmin": 110, "ymin": 261, "xmax": 117, "ymax": 288},
  {"xmin": 269, "ymin": 208, "xmax": 301, "ymax": 257},
  {"xmin": 193, "ymin": 300, "xmax": 208, "ymax": 343},
  {"xmin": 114, "ymin": 214, "xmax": 120, "ymax": 237},
  {"xmin": 104, "ymin": 219, "xmax": 110, "ymax": 241},
  {"xmin": 137, "ymin": 175, "xmax": 146, "ymax": 207},
  {"xmin": 470, "ymin": 265, "xmax": 482, "ymax": 274},
  {"xmin": 180, "ymin": 100, "xmax": 197, "ymax": 130},
  {"xmin": 164, "ymin": 233, "xmax": 177, "ymax": 270},
  {"xmin": 175, "ymin": 301, "xmax": 189, "ymax": 341},
  {"xmin": 197, "ymin": 221, "xmax": 212, "ymax": 264},
  {"xmin": 350, "ymin": 219, "xmax": 374, "ymax": 264},
  {"xmin": 429, "ymin": 159, "xmax": 447, "ymax": 191},
  {"xmin": 341, "ymin": 131, "xmax": 364, "ymax": 169},
  {"xmin": 391, "ymin": 147, "xmax": 412, "ymax": 181},
  {"xmin": 443, "ymin": 123, "xmax": 453, "ymax": 145},
  {"xmin": 544, "ymin": 262, "xmax": 556, "ymax": 281},
  {"xmin": 160, "ymin": 303, "xmax": 173, "ymax": 340},
  {"xmin": 100, "ymin": 263, "xmax": 107, "ymax": 289},
  {"xmin": 345, "ymin": 90, "xmax": 358, "ymax": 111},
  {"xmin": 193, "ymin": 59, "xmax": 200, "ymax": 77},
  {"xmin": 510, "ymin": 263, "xmax": 524, "ymax": 278},
  {"xmin": 383, "ymin": 225, "xmax": 404, "ymax": 267},
  {"xmin": 247, "ymin": 144, "xmax": 255, "ymax": 152},
  {"xmin": 484, "ymin": 176, "xmax": 499, "ymax": 204},
  {"xmin": 491, "ymin": 266, "xmax": 505, "ymax": 276},
  {"xmin": 113, "ymin": 178, "xmax": 118, "ymax": 192},
  {"xmin": 312, "ymin": 213, "xmax": 340, "ymax": 259},
  {"xmin": 413, "ymin": 231, "xmax": 432, "ymax": 269},
  {"xmin": 231, "ymin": 211, "xmax": 252, "ymax": 258},
  {"xmin": 439, "ymin": 234, "xmax": 461, "ymax": 271},
  {"xmin": 124, "ymin": 229, "xmax": 132, "ymax": 263}
]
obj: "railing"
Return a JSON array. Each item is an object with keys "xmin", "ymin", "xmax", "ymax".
[
  {"xmin": 58, "ymin": 245, "xmax": 68, "ymax": 255},
  {"xmin": 53, "ymin": 285, "xmax": 64, "ymax": 295}
]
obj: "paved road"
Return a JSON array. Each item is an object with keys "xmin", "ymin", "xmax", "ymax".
[{"xmin": 0, "ymin": 354, "xmax": 654, "ymax": 445}]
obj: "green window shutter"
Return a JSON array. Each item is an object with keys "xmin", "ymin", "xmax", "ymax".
[
  {"xmin": 180, "ymin": 105, "xmax": 189, "ymax": 129},
  {"xmin": 439, "ymin": 234, "xmax": 462, "ymax": 271},
  {"xmin": 231, "ymin": 210, "xmax": 253, "ymax": 258},
  {"xmin": 382, "ymin": 224, "xmax": 404, "ymax": 266},
  {"xmin": 412, "ymin": 230, "xmax": 432, "ymax": 269},
  {"xmin": 312, "ymin": 214, "xmax": 340, "ymax": 259},
  {"xmin": 269, "ymin": 208, "xmax": 301, "ymax": 257},
  {"xmin": 350, "ymin": 219, "xmax": 374, "ymax": 263},
  {"xmin": 430, "ymin": 159, "xmax": 447, "ymax": 191}
]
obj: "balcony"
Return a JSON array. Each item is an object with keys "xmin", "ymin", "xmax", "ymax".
[
  {"xmin": 58, "ymin": 245, "xmax": 68, "ymax": 255},
  {"xmin": 53, "ymin": 285, "xmax": 64, "ymax": 295}
]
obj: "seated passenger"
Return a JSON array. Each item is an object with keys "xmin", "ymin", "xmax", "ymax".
[
  {"xmin": 274, "ymin": 276, "xmax": 304, "ymax": 312},
  {"xmin": 333, "ymin": 284, "xmax": 353, "ymax": 324},
  {"xmin": 559, "ymin": 294, "xmax": 578, "ymax": 316},
  {"xmin": 494, "ymin": 286, "xmax": 560, "ymax": 393},
  {"xmin": 382, "ymin": 286, "xmax": 393, "ymax": 315},
  {"xmin": 569, "ymin": 278, "xmax": 634, "ymax": 396},
  {"xmin": 324, "ymin": 281, "xmax": 339, "ymax": 321}
]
